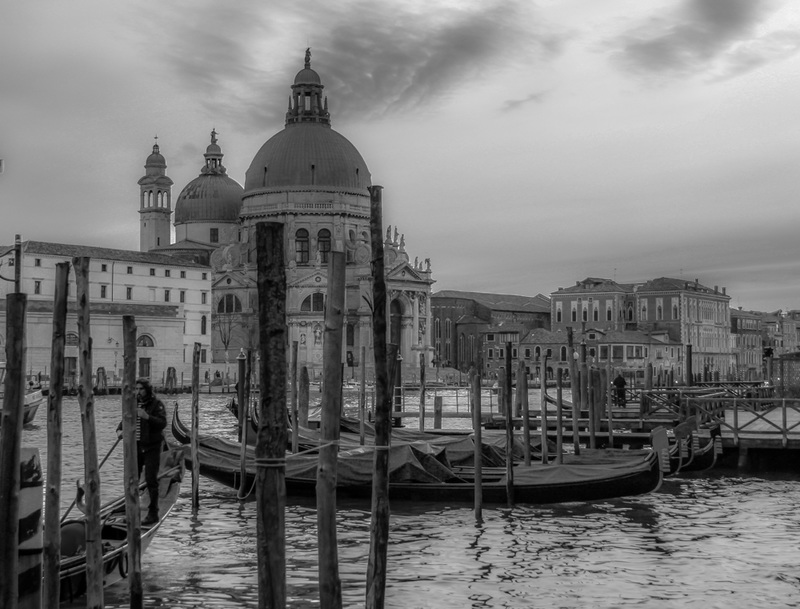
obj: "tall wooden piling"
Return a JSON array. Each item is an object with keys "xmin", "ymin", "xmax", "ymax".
[
  {"xmin": 556, "ymin": 369, "xmax": 564, "ymax": 464},
  {"xmin": 504, "ymin": 343, "xmax": 514, "ymax": 506},
  {"xmin": 0, "ymin": 293, "xmax": 26, "ymax": 609},
  {"xmin": 255, "ymin": 222, "xmax": 287, "ymax": 609},
  {"xmin": 567, "ymin": 328, "xmax": 581, "ymax": 455},
  {"xmin": 540, "ymin": 358, "xmax": 548, "ymax": 465},
  {"xmin": 366, "ymin": 185, "xmax": 391, "ymax": 609},
  {"xmin": 74, "ymin": 257, "xmax": 104, "ymax": 609},
  {"xmin": 43, "ymin": 262, "xmax": 69, "ymax": 608},
  {"xmin": 291, "ymin": 341, "xmax": 299, "ymax": 453},
  {"xmin": 359, "ymin": 346, "xmax": 367, "ymax": 446},
  {"xmin": 299, "ymin": 367, "xmax": 310, "ymax": 428},
  {"xmin": 433, "ymin": 396, "xmax": 443, "ymax": 429},
  {"xmin": 318, "ymin": 250, "xmax": 345, "ymax": 609},
  {"xmin": 472, "ymin": 371, "xmax": 483, "ymax": 521},
  {"xmin": 191, "ymin": 343, "xmax": 201, "ymax": 512},
  {"xmin": 238, "ymin": 350, "xmax": 252, "ymax": 500},
  {"xmin": 518, "ymin": 361, "xmax": 531, "ymax": 466},
  {"xmin": 419, "ymin": 354, "xmax": 426, "ymax": 432},
  {"xmin": 121, "ymin": 315, "xmax": 143, "ymax": 609}
]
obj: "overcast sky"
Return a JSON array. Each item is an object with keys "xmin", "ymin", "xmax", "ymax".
[{"xmin": 2, "ymin": 0, "xmax": 799, "ymax": 312}]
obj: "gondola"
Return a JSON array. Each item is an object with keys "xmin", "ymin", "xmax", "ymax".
[
  {"xmin": 57, "ymin": 446, "xmax": 186, "ymax": 603},
  {"xmin": 171, "ymin": 404, "xmax": 665, "ymax": 505}
]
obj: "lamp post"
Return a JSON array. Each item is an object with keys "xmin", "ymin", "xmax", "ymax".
[{"xmin": 114, "ymin": 342, "xmax": 119, "ymax": 380}]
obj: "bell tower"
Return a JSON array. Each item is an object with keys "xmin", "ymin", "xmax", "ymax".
[{"xmin": 138, "ymin": 137, "xmax": 173, "ymax": 252}]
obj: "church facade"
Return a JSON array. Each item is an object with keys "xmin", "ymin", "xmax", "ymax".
[{"xmin": 201, "ymin": 52, "xmax": 434, "ymax": 378}]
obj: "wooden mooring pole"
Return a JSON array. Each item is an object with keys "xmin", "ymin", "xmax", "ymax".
[
  {"xmin": 359, "ymin": 346, "xmax": 367, "ymax": 446},
  {"xmin": 74, "ymin": 257, "xmax": 104, "ymax": 609},
  {"xmin": 504, "ymin": 343, "xmax": 514, "ymax": 506},
  {"xmin": 540, "ymin": 358, "xmax": 548, "ymax": 465},
  {"xmin": 567, "ymin": 328, "xmax": 581, "ymax": 455},
  {"xmin": 255, "ymin": 222, "xmax": 287, "ymax": 609},
  {"xmin": 121, "ymin": 315, "xmax": 143, "ymax": 609},
  {"xmin": 291, "ymin": 341, "xmax": 299, "ymax": 454},
  {"xmin": 366, "ymin": 186, "xmax": 391, "ymax": 609},
  {"xmin": 472, "ymin": 371, "xmax": 483, "ymax": 521},
  {"xmin": 191, "ymin": 342, "xmax": 201, "ymax": 512},
  {"xmin": 318, "ymin": 249, "xmax": 346, "ymax": 609},
  {"xmin": 518, "ymin": 361, "xmax": 531, "ymax": 466},
  {"xmin": 42, "ymin": 262, "xmax": 69, "ymax": 608},
  {"xmin": 0, "ymin": 292, "xmax": 26, "ymax": 609}
]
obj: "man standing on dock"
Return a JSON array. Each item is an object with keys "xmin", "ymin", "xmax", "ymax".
[{"xmin": 118, "ymin": 378, "xmax": 168, "ymax": 525}]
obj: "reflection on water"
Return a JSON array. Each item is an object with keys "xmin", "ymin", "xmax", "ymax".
[{"xmin": 23, "ymin": 394, "xmax": 800, "ymax": 608}]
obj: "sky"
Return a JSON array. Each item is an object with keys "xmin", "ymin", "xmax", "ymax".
[{"xmin": 1, "ymin": 0, "xmax": 799, "ymax": 312}]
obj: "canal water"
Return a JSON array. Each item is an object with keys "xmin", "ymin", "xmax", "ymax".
[{"xmin": 22, "ymin": 392, "xmax": 800, "ymax": 608}]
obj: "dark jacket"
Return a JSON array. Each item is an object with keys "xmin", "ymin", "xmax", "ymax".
[
  {"xmin": 118, "ymin": 394, "xmax": 167, "ymax": 449},
  {"xmin": 138, "ymin": 394, "xmax": 167, "ymax": 448}
]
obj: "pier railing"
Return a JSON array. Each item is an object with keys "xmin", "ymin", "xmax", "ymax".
[{"xmin": 640, "ymin": 389, "xmax": 800, "ymax": 448}]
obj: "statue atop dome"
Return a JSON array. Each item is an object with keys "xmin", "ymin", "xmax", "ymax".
[{"xmin": 305, "ymin": 47, "xmax": 311, "ymax": 69}]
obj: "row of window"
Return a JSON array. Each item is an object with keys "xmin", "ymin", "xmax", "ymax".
[
  {"xmin": 32, "ymin": 258, "xmax": 208, "ymax": 281},
  {"xmin": 485, "ymin": 344, "xmax": 678, "ymax": 362}
]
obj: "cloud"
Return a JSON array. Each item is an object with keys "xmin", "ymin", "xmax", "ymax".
[
  {"xmin": 609, "ymin": 0, "xmax": 777, "ymax": 77},
  {"xmin": 501, "ymin": 91, "xmax": 548, "ymax": 111},
  {"xmin": 132, "ymin": 0, "xmax": 566, "ymax": 131}
]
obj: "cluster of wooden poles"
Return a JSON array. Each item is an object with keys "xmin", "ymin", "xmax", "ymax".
[{"xmin": 0, "ymin": 252, "xmax": 166, "ymax": 608}]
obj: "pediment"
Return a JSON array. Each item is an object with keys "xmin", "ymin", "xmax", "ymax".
[
  {"xmin": 386, "ymin": 262, "xmax": 423, "ymax": 283},
  {"xmin": 211, "ymin": 271, "xmax": 253, "ymax": 290},
  {"xmin": 289, "ymin": 268, "xmax": 328, "ymax": 290}
]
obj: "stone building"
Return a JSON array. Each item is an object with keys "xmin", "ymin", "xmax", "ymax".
[
  {"xmin": 431, "ymin": 290, "xmax": 550, "ymax": 375},
  {"xmin": 208, "ymin": 51, "xmax": 434, "ymax": 377},
  {"xmin": 550, "ymin": 276, "xmax": 732, "ymax": 381}
]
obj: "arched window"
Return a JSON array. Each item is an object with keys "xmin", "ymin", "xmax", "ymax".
[
  {"xmin": 66, "ymin": 332, "xmax": 79, "ymax": 346},
  {"xmin": 317, "ymin": 229, "xmax": 331, "ymax": 263},
  {"xmin": 201, "ymin": 316, "xmax": 207, "ymax": 335},
  {"xmin": 136, "ymin": 335, "xmax": 155, "ymax": 348},
  {"xmin": 560, "ymin": 346, "xmax": 568, "ymax": 361},
  {"xmin": 300, "ymin": 293, "xmax": 325, "ymax": 312},
  {"xmin": 217, "ymin": 294, "xmax": 242, "ymax": 313},
  {"xmin": 295, "ymin": 229, "xmax": 309, "ymax": 264}
]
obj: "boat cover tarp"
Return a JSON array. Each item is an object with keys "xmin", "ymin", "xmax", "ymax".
[{"xmin": 507, "ymin": 455, "xmax": 651, "ymax": 486}]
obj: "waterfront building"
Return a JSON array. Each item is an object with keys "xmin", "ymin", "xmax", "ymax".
[
  {"xmin": 730, "ymin": 308, "xmax": 765, "ymax": 380},
  {"xmin": 550, "ymin": 277, "xmax": 732, "ymax": 382},
  {"xmin": 0, "ymin": 241, "xmax": 211, "ymax": 385},
  {"xmin": 430, "ymin": 290, "xmax": 550, "ymax": 375}
]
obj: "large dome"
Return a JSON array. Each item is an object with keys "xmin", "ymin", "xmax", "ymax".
[
  {"xmin": 175, "ymin": 130, "xmax": 244, "ymax": 223},
  {"xmin": 174, "ymin": 174, "xmax": 243, "ymax": 223},
  {"xmin": 244, "ymin": 123, "xmax": 371, "ymax": 192}
]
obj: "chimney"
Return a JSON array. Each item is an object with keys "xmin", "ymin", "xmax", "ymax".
[
  {"xmin": 714, "ymin": 285, "xmax": 718, "ymax": 293},
  {"xmin": 723, "ymin": 287, "xmax": 726, "ymax": 295}
]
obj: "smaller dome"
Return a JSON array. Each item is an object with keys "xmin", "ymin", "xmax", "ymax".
[
  {"xmin": 175, "ymin": 131, "xmax": 243, "ymax": 224},
  {"xmin": 174, "ymin": 174, "xmax": 243, "ymax": 223},
  {"xmin": 294, "ymin": 68, "xmax": 321, "ymax": 85}
]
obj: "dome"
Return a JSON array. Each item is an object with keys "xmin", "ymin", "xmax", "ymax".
[
  {"xmin": 174, "ymin": 174, "xmax": 243, "ymax": 223},
  {"xmin": 175, "ymin": 130, "xmax": 244, "ymax": 224},
  {"xmin": 294, "ymin": 67, "xmax": 321, "ymax": 85},
  {"xmin": 244, "ymin": 123, "xmax": 371, "ymax": 192}
]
